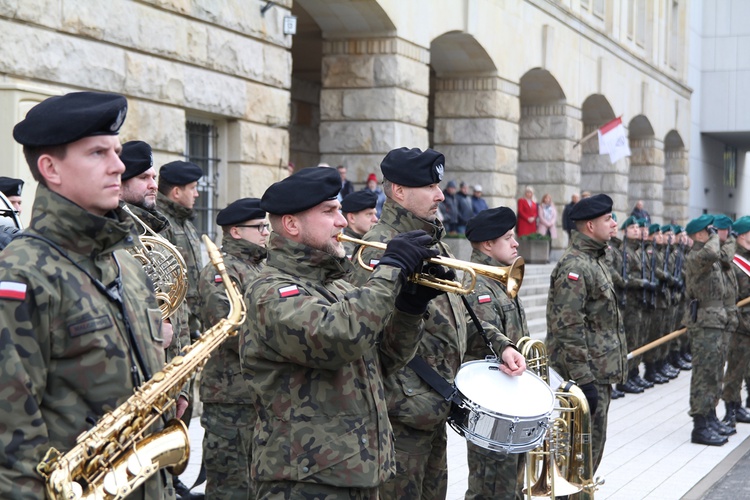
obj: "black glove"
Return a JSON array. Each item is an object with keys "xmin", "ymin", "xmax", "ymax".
[
  {"xmin": 641, "ymin": 279, "xmax": 655, "ymax": 291},
  {"xmin": 675, "ymin": 278, "xmax": 684, "ymax": 290},
  {"xmin": 579, "ymin": 382, "xmax": 599, "ymax": 416},
  {"xmin": 377, "ymin": 230, "xmax": 438, "ymax": 281},
  {"xmin": 707, "ymin": 226, "xmax": 717, "ymax": 236},
  {"xmin": 395, "ymin": 264, "xmax": 456, "ymax": 315},
  {"xmin": 731, "ymin": 230, "xmax": 739, "ymax": 238}
]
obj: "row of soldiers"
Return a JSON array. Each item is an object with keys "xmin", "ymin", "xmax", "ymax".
[{"xmin": 607, "ymin": 213, "xmax": 750, "ymax": 446}]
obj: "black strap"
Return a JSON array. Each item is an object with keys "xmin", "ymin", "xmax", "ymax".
[
  {"xmin": 15, "ymin": 233, "xmax": 152, "ymax": 387},
  {"xmin": 460, "ymin": 295, "xmax": 497, "ymax": 358},
  {"xmin": 407, "ymin": 356, "xmax": 462, "ymax": 405}
]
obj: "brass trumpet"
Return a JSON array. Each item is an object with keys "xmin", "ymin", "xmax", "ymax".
[{"xmin": 337, "ymin": 233, "xmax": 525, "ymax": 298}]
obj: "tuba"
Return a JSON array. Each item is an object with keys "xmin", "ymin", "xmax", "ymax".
[
  {"xmin": 121, "ymin": 204, "xmax": 188, "ymax": 319},
  {"xmin": 517, "ymin": 337, "xmax": 602, "ymax": 499},
  {"xmin": 38, "ymin": 235, "xmax": 246, "ymax": 499}
]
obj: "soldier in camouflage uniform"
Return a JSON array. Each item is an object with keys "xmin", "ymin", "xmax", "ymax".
[
  {"xmin": 241, "ymin": 167, "xmax": 443, "ymax": 498},
  {"xmin": 340, "ymin": 190, "xmax": 379, "ymax": 259},
  {"xmin": 198, "ymin": 198, "xmax": 268, "ymax": 499},
  {"xmin": 671, "ymin": 226, "xmax": 691, "ymax": 368},
  {"xmin": 0, "ymin": 92, "xmax": 172, "ymax": 498},
  {"xmin": 721, "ymin": 216, "xmax": 750, "ymax": 426},
  {"xmin": 463, "ymin": 207, "xmax": 528, "ymax": 500},
  {"xmin": 683, "ymin": 215, "xmax": 733, "ymax": 446},
  {"xmin": 157, "ymin": 161, "xmax": 204, "ymax": 339},
  {"xmin": 606, "ymin": 214, "xmax": 626, "ymax": 400},
  {"xmin": 545, "ymin": 194, "xmax": 627, "ymax": 472},
  {"xmin": 350, "ymin": 148, "xmax": 526, "ymax": 499}
]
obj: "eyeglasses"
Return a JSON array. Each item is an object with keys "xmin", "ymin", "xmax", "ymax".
[{"xmin": 235, "ymin": 223, "xmax": 270, "ymax": 233}]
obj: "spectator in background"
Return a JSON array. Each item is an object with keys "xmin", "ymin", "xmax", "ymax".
[
  {"xmin": 456, "ymin": 182, "xmax": 474, "ymax": 234},
  {"xmin": 440, "ymin": 180, "xmax": 460, "ymax": 234},
  {"xmin": 471, "ymin": 184, "xmax": 488, "ymax": 215},
  {"xmin": 562, "ymin": 192, "xmax": 580, "ymax": 238},
  {"xmin": 581, "ymin": 191, "xmax": 592, "ymax": 198},
  {"xmin": 363, "ymin": 172, "xmax": 386, "ymax": 218},
  {"xmin": 631, "ymin": 199, "xmax": 651, "ymax": 224},
  {"xmin": 516, "ymin": 185, "xmax": 537, "ymax": 237},
  {"xmin": 537, "ymin": 192, "xmax": 558, "ymax": 239},
  {"xmin": 337, "ymin": 164, "xmax": 355, "ymax": 199}
]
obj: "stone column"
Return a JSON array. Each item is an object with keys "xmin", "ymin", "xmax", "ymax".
[
  {"xmin": 663, "ymin": 149, "xmax": 689, "ymax": 225},
  {"xmin": 628, "ymin": 138, "xmax": 665, "ymax": 222},
  {"xmin": 431, "ymin": 76, "xmax": 520, "ymax": 209},
  {"xmin": 318, "ymin": 37, "xmax": 430, "ymax": 183},
  {"xmin": 581, "ymin": 124, "xmax": 629, "ymax": 215},
  {"xmin": 518, "ymin": 104, "xmax": 582, "ymax": 250}
]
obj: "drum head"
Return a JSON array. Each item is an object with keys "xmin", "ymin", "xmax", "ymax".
[{"xmin": 455, "ymin": 360, "xmax": 554, "ymax": 417}]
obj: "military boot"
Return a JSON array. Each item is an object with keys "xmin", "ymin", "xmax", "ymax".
[
  {"xmin": 658, "ymin": 359, "xmax": 679, "ymax": 379},
  {"xmin": 722, "ymin": 401, "xmax": 737, "ymax": 429},
  {"xmin": 734, "ymin": 403, "xmax": 750, "ymax": 424},
  {"xmin": 709, "ymin": 408, "xmax": 736, "ymax": 436},
  {"xmin": 671, "ymin": 350, "xmax": 692, "ymax": 370},
  {"xmin": 632, "ymin": 372, "xmax": 654, "ymax": 389},
  {"xmin": 692, "ymin": 415, "xmax": 728, "ymax": 446},
  {"xmin": 682, "ymin": 345, "xmax": 692, "ymax": 363},
  {"xmin": 611, "ymin": 384, "xmax": 625, "ymax": 399},
  {"xmin": 644, "ymin": 362, "xmax": 668, "ymax": 384},
  {"xmin": 616, "ymin": 379, "xmax": 644, "ymax": 394}
]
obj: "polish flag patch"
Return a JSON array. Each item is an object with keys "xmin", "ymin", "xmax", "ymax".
[
  {"xmin": 214, "ymin": 274, "xmax": 223, "ymax": 283},
  {"xmin": 0, "ymin": 281, "xmax": 27, "ymax": 300},
  {"xmin": 567, "ymin": 272, "xmax": 580, "ymax": 281},
  {"xmin": 279, "ymin": 285, "xmax": 300, "ymax": 298},
  {"xmin": 477, "ymin": 294, "xmax": 492, "ymax": 304},
  {"xmin": 369, "ymin": 259, "xmax": 380, "ymax": 267}
]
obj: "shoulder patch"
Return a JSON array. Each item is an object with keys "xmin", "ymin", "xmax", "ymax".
[
  {"xmin": 369, "ymin": 259, "xmax": 380, "ymax": 267},
  {"xmin": 279, "ymin": 285, "xmax": 300, "ymax": 298},
  {"xmin": 214, "ymin": 274, "xmax": 223, "ymax": 283},
  {"xmin": 0, "ymin": 281, "xmax": 27, "ymax": 300},
  {"xmin": 477, "ymin": 294, "xmax": 492, "ymax": 304},
  {"xmin": 567, "ymin": 272, "xmax": 580, "ymax": 281}
]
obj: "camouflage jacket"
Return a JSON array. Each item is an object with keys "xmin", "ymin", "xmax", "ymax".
[
  {"xmin": 156, "ymin": 192, "xmax": 203, "ymax": 333},
  {"xmin": 241, "ymin": 232, "xmax": 424, "ymax": 488},
  {"xmin": 0, "ymin": 186, "xmax": 166, "ymax": 498},
  {"xmin": 342, "ymin": 226, "xmax": 363, "ymax": 260},
  {"xmin": 623, "ymin": 238, "xmax": 650, "ymax": 308},
  {"xmin": 199, "ymin": 235, "xmax": 265, "ymax": 404},
  {"xmin": 684, "ymin": 234, "xmax": 728, "ymax": 329},
  {"xmin": 464, "ymin": 248, "xmax": 529, "ymax": 352},
  {"xmin": 124, "ymin": 201, "xmax": 191, "ymax": 364},
  {"xmin": 648, "ymin": 242, "xmax": 670, "ymax": 309},
  {"xmin": 545, "ymin": 230, "xmax": 627, "ymax": 385},
  {"xmin": 721, "ymin": 236, "xmax": 739, "ymax": 332},
  {"xmin": 607, "ymin": 236, "xmax": 626, "ymax": 293},
  {"xmin": 734, "ymin": 246, "xmax": 750, "ymax": 336},
  {"xmin": 350, "ymin": 199, "xmax": 512, "ymax": 431}
]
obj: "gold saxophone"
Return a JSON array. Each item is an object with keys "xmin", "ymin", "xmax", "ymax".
[
  {"xmin": 37, "ymin": 235, "xmax": 246, "ymax": 499},
  {"xmin": 517, "ymin": 337, "xmax": 603, "ymax": 499},
  {"xmin": 121, "ymin": 204, "xmax": 188, "ymax": 320}
]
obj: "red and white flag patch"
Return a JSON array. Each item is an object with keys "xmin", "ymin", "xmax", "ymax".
[
  {"xmin": 567, "ymin": 272, "xmax": 580, "ymax": 281},
  {"xmin": 0, "ymin": 281, "xmax": 27, "ymax": 300},
  {"xmin": 477, "ymin": 294, "xmax": 492, "ymax": 304},
  {"xmin": 279, "ymin": 285, "xmax": 300, "ymax": 298},
  {"xmin": 369, "ymin": 259, "xmax": 380, "ymax": 267},
  {"xmin": 214, "ymin": 274, "xmax": 223, "ymax": 283}
]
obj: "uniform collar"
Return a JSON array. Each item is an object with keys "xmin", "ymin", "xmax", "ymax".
[
  {"xmin": 123, "ymin": 201, "xmax": 170, "ymax": 234},
  {"xmin": 379, "ymin": 199, "xmax": 445, "ymax": 244},
  {"xmin": 570, "ymin": 230, "xmax": 608, "ymax": 256},
  {"xmin": 157, "ymin": 192, "xmax": 195, "ymax": 222},
  {"xmin": 265, "ymin": 232, "xmax": 350, "ymax": 283},
  {"xmin": 221, "ymin": 233, "xmax": 267, "ymax": 264}
]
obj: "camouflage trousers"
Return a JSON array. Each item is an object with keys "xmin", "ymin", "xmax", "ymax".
[
  {"xmin": 378, "ymin": 421, "xmax": 447, "ymax": 499},
  {"xmin": 624, "ymin": 305, "xmax": 649, "ymax": 371},
  {"xmin": 255, "ymin": 481, "xmax": 378, "ymax": 500},
  {"xmin": 688, "ymin": 327, "xmax": 724, "ymax": 416},
  {"xmin": 200, "ymin": 403, "xmax": 256, "ymax": 500},
  {"xmin": 465, "ymin": 441, "xmax": 524, "ymax": 500},
  {"xmin": 591, "ymin": 383, "xmax": 612, "ymax": 473},
  {"xmin": 722, "ymin": 332, "xmax": 750, "ymax": 403},
  {"xmin": 644, "ymin": 306, "xmax": 669, "ymax": 363}
]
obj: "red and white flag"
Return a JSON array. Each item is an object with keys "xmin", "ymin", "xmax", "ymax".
[
  {"xmin": 598, "ymin": 117, "xmax": 631, "ymax": 164},
  {"xmin": 734, "ymin": 254, "xmax": 750, "ymax": 278}
]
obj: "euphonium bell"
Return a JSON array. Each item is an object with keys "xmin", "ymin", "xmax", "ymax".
[{"xmin": 337, "ymin": 233, "xmax": 524, "ymax": 298}]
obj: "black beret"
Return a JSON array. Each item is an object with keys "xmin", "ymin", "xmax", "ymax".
[
  {"xmin": 120, "ymin": 141, "xmax": 153, "ymax": 181},
  {"xmin": 0, "ymin": 177, "xmax": 24, "ymax": 197},
  {"xmin": 216, "ymin": 198, "xmax": 265, "ymax": 226},
  {"xmin": 380, "ymin": 147, "xmax": 445, "ymax": 187},
  {"xmin": 341, "ymin": 190, "xmax": 377, "ymax": 213},
  {"xmin": 465, "ymin": 207, "xmax": 517, "ymax": 242},
  {"xmin": 159, "ymin": 161, "xmax": 203, "ymax": 186},
  {"xmin": 261, "ymin": 167, "xmax": 341, "ymax": 215},
  {"xmin": 569, "ymin": 193, "xmax": 613, "ymax": 221},
  {"xmin": 13, "ymin": 92, "xmax": 127, "ymax": 147}
]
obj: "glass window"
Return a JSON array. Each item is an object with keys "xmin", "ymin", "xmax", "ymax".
[{"xmin": 185, "ymin": 120, "xmax": 220, "ymax": 240}]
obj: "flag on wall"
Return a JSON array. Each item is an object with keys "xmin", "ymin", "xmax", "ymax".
[{"xmin": 598, "ymin": 117, "xmax": 631, "ymax": 164}]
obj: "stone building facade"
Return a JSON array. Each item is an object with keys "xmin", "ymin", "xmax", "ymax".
[{"xmin": 1, "ymin": 0, "xmax": 691, "ymax": 249}]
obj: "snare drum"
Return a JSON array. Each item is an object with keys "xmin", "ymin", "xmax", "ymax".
[{"xmin": 448, "ymin": 359, "xmax": 554, "ymax": 453}]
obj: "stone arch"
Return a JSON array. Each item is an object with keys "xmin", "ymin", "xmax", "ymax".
[
  {"xmin": 663, "ymin": 130, "xmax": 689, "ymax": 225},
  {"xmin": 628, "ymin": 115, "xmax": 664, "ymax": 222},
  {"xmin": 429, "ymin": 31, "xmax": 518, "ymax": 211},
  {"xmin": 580, "ymin": 95, "xmax": 628, "ymax": 215},
  {"xmin": 518, "ymin": 68, "xmax": 580, "ymax": 250}
]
